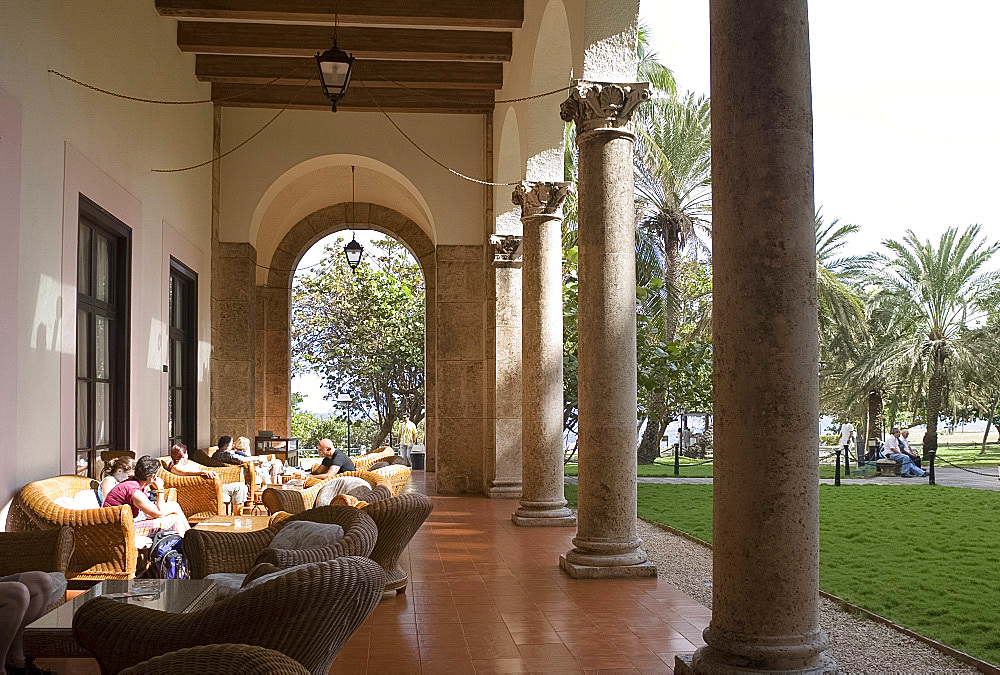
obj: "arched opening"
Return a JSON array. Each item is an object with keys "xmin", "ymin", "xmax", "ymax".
[
  {"xmin": 255, "ymin": 201, "xmax": 436, "ymax": 471},
  {"xmin": 290, "ymin": 228, "xmax": 426, "ymax": 458},
  {"xmin": 526, "ymin": 0, "xmax": 573, "ymax": 180}
]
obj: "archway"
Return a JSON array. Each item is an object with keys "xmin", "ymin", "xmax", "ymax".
[{"xmin": 256, "ymin": 202, "xmax": 437, "ymax": 470}]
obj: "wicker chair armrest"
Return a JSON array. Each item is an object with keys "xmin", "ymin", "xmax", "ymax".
[
  {"xmin": 0, "ymin": 527, "xmax": 75, "ymax": 575},
  {"xmin": 183, "ymin": 528, "xmax": 277, "ymax": 578},
  {"xmin": 302, "ymin": 475, "xmax": 331, "ymax": 489},
  {"xmin": 73, "ymin": 557, "xmax": 387, "ymax": 675},
  {"xmin": 261, "ymin": 487, "xmax": 307, "ymax": 515},
  {"xmin": 120, "ymin": 644, "xmax": 310, "ymax": 675},
  {"xmin": 158, "ymin": 469, "xmax": 223, "ymax": 519},
  {"xmin": 372, "ymin": 466, "xmax": 411, "ymax": 496}
]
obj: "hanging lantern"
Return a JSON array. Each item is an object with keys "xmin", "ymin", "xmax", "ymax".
[
  {"xmin": 344, "ymin": 234, "xmax": 364, "ymax": 271},
  {"xmin": 316, "ymin": 42, "xmax": 355, "ymax": 112}
]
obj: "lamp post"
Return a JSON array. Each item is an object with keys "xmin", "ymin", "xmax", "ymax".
[{"xmin": 337, "ymin": 392, "xmax": 353, "ymax": 453}]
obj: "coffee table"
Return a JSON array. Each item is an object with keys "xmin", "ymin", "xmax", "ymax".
[
  {"xmin": 24, "ymin": 579, "xmax": 217, "ymax": 657},
  {"xmin": 195, "ymin": 514, "xmax": 271, "ymax": 532}
]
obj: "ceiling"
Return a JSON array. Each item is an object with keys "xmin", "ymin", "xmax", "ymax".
[{"xmin": 155, "ymin": 0, "xmax": 524, "ymax": 113}]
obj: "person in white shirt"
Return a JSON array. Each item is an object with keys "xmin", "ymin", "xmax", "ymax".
[
  {"xmin": 839, "ymin": 419, "xmax": 855, "ymax": 459},
  {"xmin": 884, "ymin": 428, "xmax": 925, "ymax": 477},
  {"xmin": 899, "ymin": 429, "xmax": 921, "ymax": 467}
]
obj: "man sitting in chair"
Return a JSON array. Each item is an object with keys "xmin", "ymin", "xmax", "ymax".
[{"xmin": 310, "ymin": 438, "xmax": 356, "ymax": 477}]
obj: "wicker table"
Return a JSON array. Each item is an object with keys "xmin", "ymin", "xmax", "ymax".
[
  {"xmin": 25, "ymin": 579, "xmax": 217, "ymax": 657},
  {"xmin": 194, "ymin": 514, "xmax": 271, "ymax": 532}
]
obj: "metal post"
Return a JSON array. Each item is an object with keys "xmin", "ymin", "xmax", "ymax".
[
  {"xmin": 844, "ymin": 445, "xmax": 851, "ymax": 476},
  {"xmin": 834, "ymin": 448, "xmax": 841, "ymax": 486},
  {"xmin": 674, "ymin": 413, "xmax": 682, "ymax": 476},
  {"xmin": 346, "ymin": 406, "xmax": 352, "ymax": 455},
  {"xmin": 928, "ymin": 450, "xmax": 936, "ymax": 485}
]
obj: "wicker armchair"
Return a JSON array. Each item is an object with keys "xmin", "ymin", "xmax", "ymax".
[
  {"xmin": 0, "ymin": 527, "xmax": 74, "ymax": 577},
  {"xmin": 352, "ymin": 448, "xmax": 396, "ymax": 471},
  {"xmin": 6, "ymin": 476, "xmax": 145, "ymax": 580},
  {"xmin": 362, "ymin": 492, "xmax": 433, "ymax": 593},
  {"xmin": 121, "ymin": 644, "xmax": 309, "ymax": 674},
  {"xmin": 157, "ymin": 463, "xmax": 250, "ymax": 521},
  {"xmin": 372, "ymin": 465, "xmax": 412, "ymax": 496},
  {"xmin": 73, "ymin": 557, "xmax": 386, "ymax": 675},
  {"xmin": 266, "ymin": 471, "xmax": 389, "ymax": 514},
  {"xmin": 184, "ymin": 505, "xmax": 377, "ymax": 578}
]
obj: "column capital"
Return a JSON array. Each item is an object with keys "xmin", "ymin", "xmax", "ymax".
[
  {"xmin": 560, "ymin": 80, "xmax": 650, "ymax": 135},
  {"xmin": 490, "ymin": 234, "xmax": 523, "ymax": 267},
  {"xmin": 511, "ymin": 181, "xmax": 572, "ymax": 221}
]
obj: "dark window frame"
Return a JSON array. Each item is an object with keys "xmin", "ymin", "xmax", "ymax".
[
  {"xmin": 76, "ymin": 195, "xmax": 131, "ymax": 478},
  {"xmin": 167, "ymin": 257, "xmax": 198, "ymax": 451}
]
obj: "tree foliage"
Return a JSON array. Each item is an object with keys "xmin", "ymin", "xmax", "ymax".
[{"xmin": 292, "ymin": 236, "xmax": 425, "ymax": 448}]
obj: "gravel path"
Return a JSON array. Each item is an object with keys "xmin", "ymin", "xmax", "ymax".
[{"xmin": 635, "ymin": 519, "xmax": 978, "ymax": 673}]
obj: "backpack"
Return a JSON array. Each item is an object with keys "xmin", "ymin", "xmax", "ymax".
[{"xmin": 144, "ymin": 530, "xmax": 189, "ymax": 580}]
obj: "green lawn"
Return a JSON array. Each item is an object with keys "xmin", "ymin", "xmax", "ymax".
[
  {"xmin": 929, "ymin": 444, "xmax": 1000, "ymax": 468},
  {"xmin": 564, "ymin": 482, "xmax": 1000, "ymax": 665},
  {"xmin": 563, "ymin": 458, "xmax": 866, "ymax": 480}
]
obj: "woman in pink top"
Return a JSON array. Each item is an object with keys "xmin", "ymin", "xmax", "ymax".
[{"xmin": 103, "ymin": 455, "xmax": 189, "ymax": 535}]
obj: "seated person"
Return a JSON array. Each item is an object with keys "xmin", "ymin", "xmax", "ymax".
[
  {"xmin": 1, "ymin": 571, "xmax": 56, "ymax": 675},
  {"xmin": 215, "ymin": 435, "xmax": 284, "ymax": 485},
  {"xmin": 883, "ymin": 428, "xmax": 926, "ymax": 477},
  {"xmin": 103, "ymin": 455, "xmax": 190, "ymax": 535},
  {"xmin": 310, "ymin": 438, "xmax": 356, "ymax": 477},
  {"xmin": 899, "ymin": 429, "xmax": 921, "ymax": 468},
  {"xmin": 167, "ymin": 443, "xmax": 249, "ymax": 514},
  {"xmin": 97, "ymin": 456, "xmax": 134, "ymax": 503}
]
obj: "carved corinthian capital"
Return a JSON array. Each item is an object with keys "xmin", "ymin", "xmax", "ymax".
[
  {"xmin": 511, "ymin": 181, "xmax": 572, "ymax": 220},
  {"xmin": 559, "ymin": 80, "xmax": 651, "ymax": 135},
  {"xmin": 491, "ymin": 234, "xmax": 523, "ymax": 267}
]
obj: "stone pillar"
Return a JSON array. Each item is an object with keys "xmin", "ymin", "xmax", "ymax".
[
  {"xmin": 558, "ymin": 82, "xmax": 654, "ymax": 577},
  {"xmin": 211, "ymin": 242, "xmax": 257, "ymax": 441},
  {"xmin": 510, "ymin": 183, "xmax": 575, "ymax": 526},
  {"xmin": 489, "ymin": 235, "xmax": 523, "ymax": 498},
  {"xmin": 676, "ymin": 2, "xmax": 835, "ymax": 673}
]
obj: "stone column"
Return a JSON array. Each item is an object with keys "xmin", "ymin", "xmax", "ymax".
[
  {"xmin": 677, "ymin": 2, "xmax": 834, "ymax": 673},
  {"xmin": 489, "ymin": 235, "xmax": 524, "ymax": 498},
  {"xmin": 511, "ymin": 183, "xmax": 576, "ymax": 526},
  {"xmin": 558, "ymin": 82, "xmax": 654, "ymax": 577}
]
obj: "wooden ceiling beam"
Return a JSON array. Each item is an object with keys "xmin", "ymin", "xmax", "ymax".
[
  {"xmin": 156, "ymin": 0, "xmax": 523, "ymax": 29},
  {"xmin": 177, "ymin": 21, "xmax": 512, "ymax": 61},
  {"xmin": 195, "ymin": 55, "xmax": 504, "ymax": 90},
  {"xmin": 211, "ymin": 82, "xmax": 494, "ymax": 114}
]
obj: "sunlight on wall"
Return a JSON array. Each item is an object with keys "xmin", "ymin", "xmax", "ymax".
[{"xmin": 31, "ymin": 274, "xmax": 62, "ymax": 352}]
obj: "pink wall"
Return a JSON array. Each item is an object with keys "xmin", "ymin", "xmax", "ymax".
[{"xmin": 0, "ymin": 87, "xmax": 21, "ymax": 510}]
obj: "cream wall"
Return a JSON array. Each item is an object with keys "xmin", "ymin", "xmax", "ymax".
[
  {"xmin": 0, "ymin": 1, "xmax": 214, "ymax": 509},
  {"xmin": 219, "ymin": 108, "xmax": 486, "ymax": 254}
]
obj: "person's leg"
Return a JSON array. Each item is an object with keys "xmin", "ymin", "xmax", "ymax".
[
  {"xmin": 0, "ymin": 581, "xmax": 30, "ymax": 669},
  {"xmin": 160, "ymin": 501, "xmax": 191, "ymax": 534}
]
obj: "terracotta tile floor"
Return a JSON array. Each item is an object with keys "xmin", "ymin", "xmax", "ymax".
[
  {"xmin": 331, "ymin": 472, "xmax": 709, "ymax": 674},
  {"xmin": 35, "ymin": 471, "xmax": 710, "ymax": 674}
]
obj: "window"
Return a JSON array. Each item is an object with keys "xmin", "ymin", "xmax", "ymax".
[
  {"xmin": 168, "ymin": 259, "xmax": 197, "ymax": 450},
  {"xmin": 76, "ymin": 196, "xmax": 130, "ymax": 478}
]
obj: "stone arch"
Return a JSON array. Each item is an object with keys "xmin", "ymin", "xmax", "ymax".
[
  {"xmin": 256, "ymin": 202, "xmax": 436, "ymax": 471},
  {"xmin": 494, "ymin": 106, "xmax": 523, "ymax": 235},
  {"xmin": 525, "ymin": 0, "xmax": 573, "ymax": 180}
]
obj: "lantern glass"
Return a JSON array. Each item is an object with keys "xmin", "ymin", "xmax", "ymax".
[
  {"xmin": 316, "ymin": 45, "xmax": 355, "ymax": 111},
  {"xmin": 344, "ymin": 237, "xmax": 364, "ymax": 270}
]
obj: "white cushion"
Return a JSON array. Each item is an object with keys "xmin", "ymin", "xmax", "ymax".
[
  {"xmin": 268, "ymin": 521, "xmax": 344, "ymax": 551},
  {"xmin": 314, "ymin": 476, "xmax": 374, "ymax": 507},
  {"xmin": 74, "ymin": 489, "xmax": 102, "ymax": 509}
]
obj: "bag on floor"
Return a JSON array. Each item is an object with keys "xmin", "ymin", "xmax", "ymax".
[{"xmin": 145, "ymin": 530, "xmax": 189, "ymax": 579}]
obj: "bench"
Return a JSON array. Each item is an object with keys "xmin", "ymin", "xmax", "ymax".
[{"xmin": 875, "ymin": 459, "xmax": 901, "ymax": 477}]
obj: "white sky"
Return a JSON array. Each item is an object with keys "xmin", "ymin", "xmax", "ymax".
[{"xmin": 640, "ymin": 0, "xmax": 1000, "ymax": 258}]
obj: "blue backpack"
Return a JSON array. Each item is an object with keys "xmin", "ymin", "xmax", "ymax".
[{"xmin": 145, "ymin": 530, "xmax": 189, "ymax": 580}]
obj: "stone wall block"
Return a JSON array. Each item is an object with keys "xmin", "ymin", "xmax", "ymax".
[
  {"xmin": 437, "ymin": 259, "xmax": 485, "ymax": 303},
  {"xmin": 437, "ymin": 360, "xmax": 484, "ymax": 420},
  {"xmin": 436, "ymin": 417, "xmax": 485, "ymax": 493},
  {"xmin": 436, "ymin": 302, "xmax": 484, "ymax": 361},
  {"xmin": 265, "ymin": 330, "xmax": 290, "ymax": 374}
]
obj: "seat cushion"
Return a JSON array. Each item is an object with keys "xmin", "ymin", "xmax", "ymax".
[
  {"xmin": 314, "ymin": 477, "xmax": 375, "ymax": 507},
  {"xmin": 205, "ymin": 572, "xmax": 247, "ymax": 600},
  {"xmin": 242, "ymin": 563, "xmax": 312, "ymax": 592},
  {"xmin": 53, "ymin": 489, "xmax": 102, "ymax": 510},
  {"xmin": 269, "ymin": 521, "xmax": 345, "ymax": 551}
]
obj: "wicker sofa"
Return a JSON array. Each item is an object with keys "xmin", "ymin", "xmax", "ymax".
[
  {"xmin": 352, "ymin": 448, "xmax": 396, "ymax": 471},
  {"xmin": 156, "ymin": 459, "xmax": 251, "ymax": 522},
  {"xmin": 263, "ymin": 470, "xmax": 391, "ymax": 514},
  {"xmin": 74, "ymin": 557, "xmax": 386, "ymax": 675},
  {"xmin": 6, "ymin": 476, "xmax": 168, "ymax": 580},
  {"xmin": 184, "ymin": 505, "xmax": 377, "ymax": 579}
]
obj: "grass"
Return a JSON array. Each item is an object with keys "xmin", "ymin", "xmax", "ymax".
[
  {"xmin": 569, "ymin": 482, "xmax": 1000, "ymax": 665},
  {"xmin": 930, "ymin": 444, "xmax": 1000, "ymax": 468},
  {"xmin": 563, "ymin": 458, "xmax": 867, "ymax": 480}
]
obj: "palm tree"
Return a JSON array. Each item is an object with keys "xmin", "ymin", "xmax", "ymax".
[
  {"xmin": 637, "ymin": 22, "xmax": 676, "ymax": 96},
  {"xmin": 815, "ymin": 210, "xmax": 867, "ymax": 349},
  {"xmin": 873, "ymin": 225, "xmax": 999, "ymax": 457}
]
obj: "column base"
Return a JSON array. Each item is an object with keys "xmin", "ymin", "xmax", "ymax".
[
  {"xmin": 559, "ymin": 554, "xmax": 657, "ymax": 578},
  {"xmin": 488, "ymin": 480, "xmax": 522, "ymax": 499},
  {"xmin": 674, "ymin": 649, "xmax": 836, "ymax": 674},
  {"xmin": 512, "ymin": 511, "xmax": 577, "ymax": 527}
]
